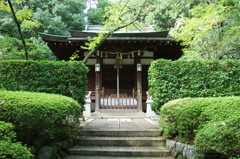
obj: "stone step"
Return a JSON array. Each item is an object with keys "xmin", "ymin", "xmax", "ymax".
[
  {"xmin": 75, "ymin": 136, "xmax": 166, "ymax": 146},
  {"xmin": 63, "ymin": 155, "xmax": 174, "ymax": 159},
  {"xmin": 91, "ymin": 111, "xmax": 147, "ymax": 118},
  {"xmin": 79, "ymin": 130, "xmax": 160, "ymax": 137},
  {"xmin": 68, "ymin": 146, "xmax": 171, "ymax": 157}
]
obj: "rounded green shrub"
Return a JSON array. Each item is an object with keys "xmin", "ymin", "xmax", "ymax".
[
  {"xmin": 0, "ymin": 121, "xmax": 33, "ymax": 159},
  {"xmin": 0, "ymin": 91, "xmax": 82, "ymax": 147},
  {"xmin": 159, "ymin": 97, "xmax": 240, "ymax": 158},
  {"xmin": 159, "ymin": 98, "xmax": 209, "ymax": 141},
  {"xmin": 195, "ymin": 118, "xmax": 240, "ymax": 158},
  {"xmin": 0, "ymin": 140, "xmax": 33, "ymax": 159}
]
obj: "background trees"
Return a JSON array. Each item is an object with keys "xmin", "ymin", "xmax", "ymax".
[
  {"xmin": 87, "ymin": 0, "xmax": 111, "ymax": 25},
  {"xmin": 170, "ymin": 0, "xmax": 240, "ymax": 60},
  {"xmin": 0, "ymin": 0, "xmax": 86, "ymax": 60},
  {"xmin": 82, "ymin": 0, "xmax": 154, "ymax": 63},
  {"xmin": 1, "ymin": 0, "xmax": 86, "ymax": 37},
  {"xmin": 86, "ymin": 0, "xmax": 239, "ymax": 60},
  {"xmin": 27, "ymin": 0, "xmax": 86, "ymax": 36},
  {"xmin": 144, "ymin": 0, "xmax": 195, "ymax": 31},
  {"xmin": 0, "ymin": 0, "xmax": 239, "ymax": 61}
]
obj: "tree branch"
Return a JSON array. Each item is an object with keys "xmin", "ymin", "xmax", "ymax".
[
  {"xmin": 82, "ymin": 17, "xmax": 139, "ymax": 64},
  {"xmin": 82, "ymin": 0, "xmax": 148, "ymax": 64},
  {"xmin": 119, "ymin": 0, "xmax": 131, "ymax": 15},
  {"xmin": 7, "ymin": 0, "xmax": 29, "ymax": 60}
]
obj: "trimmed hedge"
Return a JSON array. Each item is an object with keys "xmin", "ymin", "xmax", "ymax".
[
  {"xmin": 159, "ymin": 97, "xmax": 240, "ymax": 158},
  {"xmin": 0, "ymin": 60, "xmax": 88, "ymax": 106},
  {"xmin": 0, "ymin": 121, "xmax": 33, "ymax": 159},
  {"xmin": 0, "ymin": 91, "xmax": 82, "ymax": 148},
  {"xmin": 148, "ymin": 59, "xmax": 240, "ymax": 111}
]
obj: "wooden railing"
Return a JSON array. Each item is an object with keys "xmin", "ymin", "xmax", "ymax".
[
  {"xmin": 86, "ymin": 90, "xmax": 148, "ymax": 109},
  {"xmin": 99, "ymin": 93, "xmax": 137, "ymax": 109}
]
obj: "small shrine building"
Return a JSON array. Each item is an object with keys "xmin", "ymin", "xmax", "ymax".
[{"xmin": 39, "ymin": 25, "xmax": 183, "ymax": 112}]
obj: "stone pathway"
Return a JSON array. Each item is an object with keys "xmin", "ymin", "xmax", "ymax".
[
  {"xmin": 66, "ymin": 156, "xmax": 174, "ymax": 159},
  {"xmin": 82, "ymin": 118, "xmax": 158, "ymax": 131}
]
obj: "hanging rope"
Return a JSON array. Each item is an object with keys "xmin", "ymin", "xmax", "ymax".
[{"xmin": 100, "ymin": 50, "xmax": 138, "ymax": 55}]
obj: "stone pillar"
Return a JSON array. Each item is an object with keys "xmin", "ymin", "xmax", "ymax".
[
  {"xmin": 146, "ymin": 93, "xmax": 156, "ymax": 117},
  {"xmin": 83, "ymin": 94, "xmax": 91, "ymax": 117}
]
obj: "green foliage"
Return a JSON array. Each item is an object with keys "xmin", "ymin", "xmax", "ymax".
[
  {"xmin": 25, "ymin": 37, "xmax": 57, "ymax": 61},
  {"xmin": 0, "ymin": 35, "xmax": 23, "ymax": 60},
  {"xmin": 0, "ymin": 121, "xmax": 33, "ymax": 159},
  {"xmin": 0, "ymin": 0, "xmax": 39, "ymax": 40},
  {"xmin": 0, "ymin": 141, "xmax": 34, "ymax": 159},
  {"xmin": 0, "ymin": 0, "xmax": 86, "ymax": 61},
  {"xmin": 0, "ymin": 35, "xmax": 55, "ymax": 61},
  {"xmin": 0, "ymin": 91, "xmax": 82, "ymax": 148},
  {"xmin": 0, "ymin": 0, "xmax": 39, "ymax": 30},
  {"xmin": 103, "ymin": 0, "xmax": 153, "ymax": 30},
  {"xmin": 148, "ymin": 59, "xmax": 240, "ymax": 111},
  {"xmin": 87, "ymin": 0, "xmax": 111, "ymax": 25},
  {"xmin": 144, "ymin": 0, "xmax": 195, "ymax": 30},
  {"xmin": 0, "ymin": 60, "xmax": 88, "ymax": 106},
  {"xmin": 0, "ymin": 0, "xmax": 86, "ymax": 37},
  {"xmin": 170, "ymin": 0, "xmax": 240, "ymax": 60},
  {"xmin": 82, "ymin": 0, "xmax": 154, "ymax": 62},
  {"xmin": 0, "ymin": 121, "xmax": 16, "ymax": 141},
  {"xmin": 27, "ymin": 0, "xmax": 86, "ymax": 36},
  {"xmin": 159, "ymin": 97, "xmax": 240, "ymax": 158},
  {"xmin": 195, "ymin": 119, "xmax": 240, "ymax": 158}
]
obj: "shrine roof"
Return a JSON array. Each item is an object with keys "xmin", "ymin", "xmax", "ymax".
[
  {"xmin": 39, "ymin": 31, "xmax": 175, "ymax": 42},
  {"xmin": 82, "ymin": 25, "xmax": 155, "ymax": 32},
  {"xmin": 38, "ymin": 25, "xmax": 182, "ymax": 61},
  {"xmin": 39, "ymin": 25, "xmax": 175, "ymax": 42}
]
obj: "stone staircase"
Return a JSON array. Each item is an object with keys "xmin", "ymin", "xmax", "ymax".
[{"xmin": 63, "ymin": 129, "xmax": 173, "ymax": 158}]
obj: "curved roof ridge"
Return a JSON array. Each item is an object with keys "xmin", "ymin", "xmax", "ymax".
[{"xmin": 82, "ymin": 25, "xmax": 155, "ymax": 32}]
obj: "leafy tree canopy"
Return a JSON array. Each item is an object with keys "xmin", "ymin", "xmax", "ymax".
[
  {"xmin": 0, "ymin": 0, "xmax": 39, "ymax": 38},
  {"xmin": 1, "ymin": 0, "xmax": 239, "ymax": 61},
  {"xmin": 82, "ymin": 0, "xmax": 154, "ymax": 63},
  {"xmin": 170, "ymin": 0, "xmax": 240, "ymax": 60},
  {"xmin": 0, "ymin": 0, "xmax": 86, "ymax": 60},
  {"xmin": 0, "ymin": 35, "xmax": 56, "ymax": 60},
  {"xmin": 144, "ymin": 0, "xmax": 194, "ymax": 31},
  {"xmin": 87, "ymin": 0, "xmax": 111, "ymax": 25},
  {"xmin": 26, "ymin": 0, "xmax": 86, "ymax": 36},
  {"xmin": 0, "ymin": 0, "xmax": 86, "ymax": 37},
  {"xmin": 0, "ymin": 0, "xmax": 41, "ymax": 60}
]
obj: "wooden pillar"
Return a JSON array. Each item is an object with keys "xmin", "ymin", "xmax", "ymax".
[
  {"xmin": 79, "ymin": 49, "xmax": 84, "ymax": 60},
  {"xmin": 95, "ymin": 51, "xmax": 102, "ymax": 112},
  {"xmin": 136, "ymin": 50, "xmax": 142, "ymax": 112},
  {"xmin": 153, "ymin": 46, "xmax": 158, "ymax": 60}
]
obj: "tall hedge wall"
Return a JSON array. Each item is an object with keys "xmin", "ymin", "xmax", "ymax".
[
  {"xmin": 0, "ymin": 60, "xmax": 88, "ymax": 106},
  {"xmin": 148, "ymin": 59, "xmax": 240, "ymax": 111}
]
